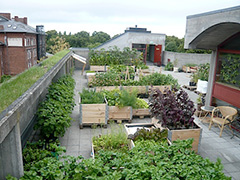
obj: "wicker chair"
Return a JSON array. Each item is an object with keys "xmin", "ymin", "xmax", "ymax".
[{"xmin": 209, "ymin": 106, "xmax": 238, "ymax": 137}]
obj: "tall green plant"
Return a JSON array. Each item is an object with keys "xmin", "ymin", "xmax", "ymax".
[{"xmin": 35, "ymin": 75, "xmax": 75, "ymax": 140}]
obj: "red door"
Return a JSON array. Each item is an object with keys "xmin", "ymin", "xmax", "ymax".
[{"xmin": 154, "ymin": 45, "xmax": 162, "ymax": 65}]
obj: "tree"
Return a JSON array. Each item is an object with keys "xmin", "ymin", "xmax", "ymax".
[
  {"xmin": 46, "ymin": 30, "xmax": 58, "ymax": 52},
  {"xmin": 90, "ymin": 31, "xmax": 111, "ymax": 44},
  {"xmin": 48, "ymin": 36, "xmax": 70, "ymax": 54}
]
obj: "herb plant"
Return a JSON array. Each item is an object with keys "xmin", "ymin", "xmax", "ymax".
[
  {"xmin": 149, "ymin": 88, "xmax": 196, "ymax": 130},
  {"xmin": 104, "ymin": 89, "xmax": 138, "ymax": 108},
  {"xmin": 92, "ymin": 125, "xmax": 130, "ymax": 153},
  {"xmin": 80, "ymin": 89, "xmax": 105, "ymax": 104}
]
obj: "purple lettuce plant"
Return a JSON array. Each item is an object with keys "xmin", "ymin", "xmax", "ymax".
[{"xmin": 149, "ymin": 88, "xmax": 196, "ymax": 130}]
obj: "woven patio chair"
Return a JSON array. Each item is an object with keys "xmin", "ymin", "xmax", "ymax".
[{"xmin": 209, "ymin": 106, "xmax": 238, "ymax": 137}]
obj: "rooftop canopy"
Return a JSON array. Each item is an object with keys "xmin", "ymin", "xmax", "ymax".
[{"xmin": 184, "ymin": 6, "xmax": 240, "ymax": 50}]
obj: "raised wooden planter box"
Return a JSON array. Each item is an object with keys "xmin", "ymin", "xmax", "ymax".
[
  {"xmin": 124, "ymin": 123, "xmax": 161, "ymax": 149},
  {"xmin": 86, "ymin": 74, "xmax": 95, "ymax": 86},
  {"xmin": 109, "ymin": 106, "xmax": 132, "ymax": 122},
  {"xmin": 79, "ymin": 104, "xmax": 108, "ymax": 128},
  {"xmin": 132, "ymin": 108, "xmax": 150, "ymax": 118},
  {"xmin": 90, "ymin": 65, "xmax": 107, "ymax": 72},
  {"xmin": 182, "ymin": 65, "xmax": 191, "ymax": 73},
  {"xmin": 167, "ymin": 124, "xmax": 202, "ymax": 153}
]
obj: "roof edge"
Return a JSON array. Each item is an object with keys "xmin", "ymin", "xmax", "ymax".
[{"xmin": 187, "ymin": 5, "xmax": 240, "ymax": 19}]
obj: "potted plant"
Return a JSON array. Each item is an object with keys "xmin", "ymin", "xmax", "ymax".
[
  {"xmin": 148, "ymin": 88, "xmax": 202, "ymax": 152},
  {"xmin": 173, "ymin": 59, "xmax": 179, "ymax": 72},
  {"xmin": 104, "ymin": 89, "xmax": 136, "ymax": 123},
  {"xmin": 79, "ymin": 89, "xmax": 108, "ymax": 129}
]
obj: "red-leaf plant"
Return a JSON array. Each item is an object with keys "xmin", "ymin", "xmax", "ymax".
[{"xmin": 149, "ymin": 88, "xmax": 197, "ymax": 130}]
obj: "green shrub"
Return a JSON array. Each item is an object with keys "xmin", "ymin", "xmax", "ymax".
[
  {"xmin": 0, "ymin": 75, "xmax": 11, "ymax": 83},
  {"xmin": 165, "ymin": 61, "xmax": 173, "ymax": 71},
  {"xmin": 80, "ymin": 89, "xmax": 105, "ymax": 104},
  {"xmin": 103, "ymin": 89, "xmax": 138, "ymax": 108},
  {"xmin": 35, "ymin": 75, "xmax": 75, "ymax": 140}
]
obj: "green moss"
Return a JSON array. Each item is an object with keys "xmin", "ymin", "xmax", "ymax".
[{"xmin": 0, "ymin": 50, "xmax": 70, "ymax": 113}]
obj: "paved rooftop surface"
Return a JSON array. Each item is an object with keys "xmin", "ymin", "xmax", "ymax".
[{"xmin": 60, "ymin": 65, "xmax": 240, "ymax": 180}]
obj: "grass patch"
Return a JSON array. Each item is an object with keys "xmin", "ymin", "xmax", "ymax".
[{"xmin": 0, "ymin": 50, "xmax": 70, "ymax": 113}]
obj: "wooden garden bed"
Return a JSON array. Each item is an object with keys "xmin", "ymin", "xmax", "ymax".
[
  {"xmin": 132, "ymin": 108, "xmax": 150, "ymax": 118},
  {"xmin": 79, "ymin": 95, "xmax": 108, "ymax": 129},
  {"xmin": 109, "ymin": 106, "xmax": 132, "ymax": 123},
  {"xmin": 167, "ymin": 123, "xmax": 202, "ymax": 153},
  {"xmin": 90, "ymin": 65, "xmax": 107, "ymax": 72}
]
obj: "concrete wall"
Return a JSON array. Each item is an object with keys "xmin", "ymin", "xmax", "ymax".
[
  {"xmin": 162, "ymin": 51, "xmax": 211, "ymax": 67},
  {"xmin": 0, "ymin": 51, "xmax": 73, "ymax": 179},
  {"xmin": 96, "ymin": 32, "xmax": 166, "ymax": 51}
]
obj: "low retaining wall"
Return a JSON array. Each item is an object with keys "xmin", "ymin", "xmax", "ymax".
[
  {"xmin": 0, "ymin": 51, "xmax": 74, "ymax": 179},
  {"xmin": 162, "ymin": 51, "xmax": 211, "ymax": 67}
]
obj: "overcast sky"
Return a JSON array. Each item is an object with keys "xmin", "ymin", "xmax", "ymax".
[{"xmin": 1, "ymin": 0, "xmax": 239, "ymax": 38}]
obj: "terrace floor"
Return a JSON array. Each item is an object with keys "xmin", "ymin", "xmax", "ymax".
[{"xmin": 59, "ymin": 64, "xmax": 240, "ymax": 180}]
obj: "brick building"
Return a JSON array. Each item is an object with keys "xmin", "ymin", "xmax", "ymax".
[{"xmin": 0, "ymin": 13, "xmax": 46, "ymax": 78}]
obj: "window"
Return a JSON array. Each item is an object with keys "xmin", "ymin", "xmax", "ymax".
[{"xmin": 8, "ymin": 38, "xmax": 22, "ymax": 46}]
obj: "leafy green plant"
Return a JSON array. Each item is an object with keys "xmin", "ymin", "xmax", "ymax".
[
  {"xmin": 90, "ymin": 72, "xmax": 179, "ymax": 88},
  {"xmin": 92, "ymin": 124, "xmax": 130, "ymax": 153},
  {"xmin": 191, "ymin": 63, "xmax": 210, "ymax": 83},
  {"xmin": 128, "ymin": 128, "xmax": 168, "ymax": 142},
  {"xmin": 80, "ymin": 89, "xmax": 105, "ymax": 104},
  {"xmin": 8, "ymin": 139, "xmax": 230, "ymax": 180},
  {"xmin": 134, "ymin": 98, "xmax": 149, "ymax": 109},
  {"xmin": 165, "ymin": 61, "xmax": 173, "ymax": 71},
  {"xmin": 34, "ymin": 75, "xmax": 75, "ymax": 141},
  {"xmin": 22, "ymin": 140, "xmax": 66, "ymax": 171},
  {"xmin": 89, "ymin": 46, "xmax": 142, "ymax": 66},
  {"xmin": 219, "ymin": 54, "xmax": 240, "ymax": 87},
  {"xmin": 104, "ymin": 89, "xmax": 138, "ymax": 108}
]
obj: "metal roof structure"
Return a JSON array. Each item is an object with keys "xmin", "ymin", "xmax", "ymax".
[{"xmin": 0, "ymin": 15, "xmax": 37, "ymax": 34}]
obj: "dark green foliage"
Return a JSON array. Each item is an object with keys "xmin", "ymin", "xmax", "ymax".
[
  {"xmin": 80, "ymin": 89, "xmax": 105, "ymax": 104},
  {"xmin": 103, "ymin": 89, "xmax": 138, "ymax": 108},
  {"xmin": 129, "ymin": 128, "xmax": 168, "ymax": 142},
  {"xmin": 219, "ymin": 54, "xmax": 240, "ymax": 87},
  {"xmin": 8, "ymin": 139, "xmax": 230, "ymax": 180},
  {"xmin": 22, "ymin": 140, "xmax": 66, "ymax": 171},
  {"xmin": 185, "ymin": 63, "xmax": 197, "ymax": 67},
  {"xmin": 90, "ymin": 72, "xmax": 179, "ymax": 88},
  {"xmin": 165, "ymin": 61, "xmax": 174, "ymax": 71},
  {"xmin": 35, "ymin": 75, "xmax": 75, "ymax": 140},
  {"xmin": 89, "ymin": 46, "xmax": 142, "ymax": 66},
  {"xmin": 165, "ymin": 35, "xmax": 211, "ymax": 54},
  {"xmin": 0, "ymin": 75, "xmax": 11, "ymax": 83}
]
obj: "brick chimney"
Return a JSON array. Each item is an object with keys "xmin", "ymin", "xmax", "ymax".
[
  {"xmin": 13, "ymin": 16, "xmax": 28, "ymax": 25},
  {"xmin": 0, "ymin": 13, "xmax": 11, "ymax": 20}
]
